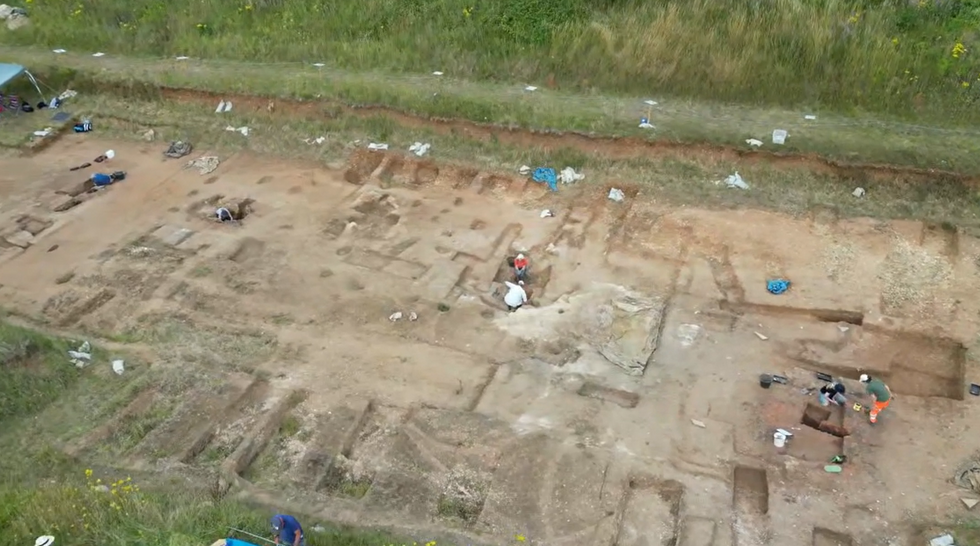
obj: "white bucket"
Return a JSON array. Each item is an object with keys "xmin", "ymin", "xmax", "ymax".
[
  {"xmin": 773, "ymin": 432, "xmax": 787, "ymax": 448},
  {"xmin": 772, "ymin": 129, "xmax": 788, "ymax": 145}
]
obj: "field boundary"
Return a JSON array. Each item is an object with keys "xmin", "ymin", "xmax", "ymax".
[
  {"xmin": 2, "ymin": 46, "xmax": 980, "ymax": 176},
  {"xmin": 146, "ymin": 86, "xmax": 978, "ymax": 186}
]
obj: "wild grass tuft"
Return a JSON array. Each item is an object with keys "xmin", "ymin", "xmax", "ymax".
[
  {"xmin": 0, "ymin": 468, "xmax": 409, "ymax": 545},
  {"xmin": 0, "ymin": 321, "xmax": 80, "ymax": 420}
]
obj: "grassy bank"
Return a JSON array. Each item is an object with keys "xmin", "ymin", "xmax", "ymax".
[
  {"xmin": 0, "ymin": 320, "xmax": 83, "ymax": 420},
  {"xmin": 1, "ymin": 469, "xmax": 410, "ymax": 546},
  {"xmin": 5, "ymin": 0, "xmax": 980, "ymax": 124},
  {"xmin": 0, "ymin": 320, "xmax": 415, "ymax": 545},
  {"xmin": 3, "ymin": 47, "xmax": 980, "ymax": 175}
]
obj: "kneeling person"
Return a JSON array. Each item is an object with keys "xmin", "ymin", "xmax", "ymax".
[
  {"xmin": 819, "ymin": 381, "xmax": 847, "ymax": 406},
  {"xmin": 271, "ymin": 514, "xmax": 305, "ymax": 546}
]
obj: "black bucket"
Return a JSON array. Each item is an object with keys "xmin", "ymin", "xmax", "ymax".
[{"xmin": 759, "ymin": 374, "xmax": 773, "ymax": 389}]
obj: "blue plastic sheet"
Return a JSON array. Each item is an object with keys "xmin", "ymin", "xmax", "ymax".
[
  {"xmin": 225, "ymin": 538, "xmax": 262, "ymax": 546},
  {"xmin": 532, "ymin": 167, "xmax": 558, "ymax": 192},
  {"xmin": 766, "ymin": 279, "xmax": 790, "ymax": 295},
  {"xmin": 91, "ymin": 173, "xmax": 112, "ymax": 187}
]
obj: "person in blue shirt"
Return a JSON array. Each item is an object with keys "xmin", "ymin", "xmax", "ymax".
[{"xmin": 270, "ymin": 514, "xmax": 305, "ymax": 546}]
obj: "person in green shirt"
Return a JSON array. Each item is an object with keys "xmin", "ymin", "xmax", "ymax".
[{"xmin": 860, "ymin": 374, "xmax": 892, "ymax": 424}]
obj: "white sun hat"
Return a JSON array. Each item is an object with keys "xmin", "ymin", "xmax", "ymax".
[{"xmin": 35, "ymin": 537, "xmax": 55, "ymax": 546}]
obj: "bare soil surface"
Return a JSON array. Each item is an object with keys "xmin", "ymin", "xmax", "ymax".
[{"xmin": 2, "ymin": 135, "xmax": 979, "ymax": 546}]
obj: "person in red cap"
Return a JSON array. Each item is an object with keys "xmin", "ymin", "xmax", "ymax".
[{"xmin": 513, "ymin": 253, "xmax": 529, "ymax": 281}]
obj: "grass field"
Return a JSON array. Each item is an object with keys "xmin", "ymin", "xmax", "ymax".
[
  {"xmin": 2, "ymin": 46, "xmax": 980, "ymax": 177},
  {"xmin": 5, "ymin": 0, "xmax": 980, "ymax": 126}
]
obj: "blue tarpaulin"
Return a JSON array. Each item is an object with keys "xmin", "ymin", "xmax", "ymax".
[
  {"xmin": 532, "ymin": 167, "xmax": 558, "ymax": 192},
  {"xmin": 766, "ymin": 279, "xmax": 790, "ymax": 295},
  {"xmin": 0, "ymin": 63, "xmax": 25, "ymax": 89},
  {"xmin": 0, "ymin": 63, "xmax": 44, "ymax": 97},
  {"xmin": 225, "ymin": 538, "xmax": 261, "ymax": 546}
]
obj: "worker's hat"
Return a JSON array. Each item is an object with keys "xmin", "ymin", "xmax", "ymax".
[{"xmin": 859, "ymin": 374, "xmax": 870, "ymax": 383}]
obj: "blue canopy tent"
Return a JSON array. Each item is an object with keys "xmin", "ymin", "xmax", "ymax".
[{"xmin": 0, "ymin": 62, "xmax": 44, "ymax": 99}]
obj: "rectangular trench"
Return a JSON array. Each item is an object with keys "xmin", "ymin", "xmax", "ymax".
[
  {"xmin": 793, "ymin": 327, "xmax": 967, "ymax": 400},
  {"xmin": 733, "ymin": 465, "xmax": 768, "ymax": 515}
]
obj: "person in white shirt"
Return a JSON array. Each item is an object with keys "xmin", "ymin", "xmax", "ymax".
[{"xmin": 503, "ymin": 280, "xmax": 527, "ymax": 311}]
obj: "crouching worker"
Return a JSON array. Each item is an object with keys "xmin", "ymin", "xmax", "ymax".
[
  {"xmin": 513, "ymin": 253, "xmax": 529, "ymax": 281},
  {"xmin": 271, "ymin": 514, "xmax": 305, "ymax": 546},
  {"xmin": 216, "ymin": 207, "xmax": 235, "ymax": 222},
  {"xmin": 504, "ymin": 280, "xmax": 527, "ymax": 312},
  {"xmin": 818, "ymin": 380, "xmax": 847, "ymax": 407},
  {"xmin": 216, "ymin": 199, "xmax": 253, "ymax": 223}
]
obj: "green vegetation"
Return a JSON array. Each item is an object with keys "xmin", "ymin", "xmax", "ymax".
[
  {"xmin": 0, "ymin": 321, "xmax": 415, "ymax": 545},
  {"xmin": 1, "ymin": 471, "xmax": 406, "ymax": 546},
  {"xmin": 6, "ymin": 0, "xmax": 980, "ymax": 124},
  {"xmin": 3, "ymin": 39, "xmax": 980, "ymax": 175},
  {"xmin": 923, "ymin": 522, "xmax": 980, "ymax": 546},
  {"xmin": 0, "ymin": 321, "xmax": 80, "ymax": 420}
]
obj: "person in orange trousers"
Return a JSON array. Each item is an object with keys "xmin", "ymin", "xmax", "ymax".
[{"xmin": 860, "ymin": 374, "xmax": 892, "ymax": 424}]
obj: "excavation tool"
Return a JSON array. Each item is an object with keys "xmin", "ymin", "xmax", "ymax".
[{"xmin": 228, "ymin": 528, "xmax": 275, "ymax": 545}]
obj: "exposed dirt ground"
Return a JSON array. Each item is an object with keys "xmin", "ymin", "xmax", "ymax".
[{"xmin": 2, "ymin": 134, "xmax": 980, "ymax": 546}]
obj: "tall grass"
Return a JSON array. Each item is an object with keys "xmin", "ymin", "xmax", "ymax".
[
  {"xmin": 0, "ymin": 321, "xmax": 81, "ymax": 420},
  {"xmin": 5, "ymin": 0, "xmax": 980, "ymax": 122},
  {"xmin": 555, "ymin": 0, "xmax": 905, "ymax": 110},
  {"xmin": 0, "ymin": 469, "xmax": 405, "ymax": 546}
]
